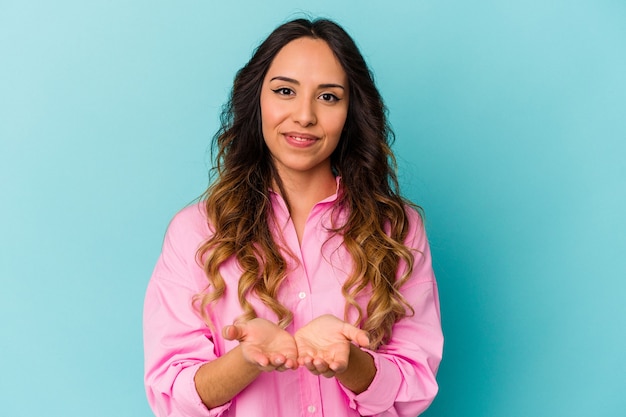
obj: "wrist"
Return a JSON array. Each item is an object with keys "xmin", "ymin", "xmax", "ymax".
[{"xmin": 335, "ymin": 344, "xmax": 376, "ymax": 394}]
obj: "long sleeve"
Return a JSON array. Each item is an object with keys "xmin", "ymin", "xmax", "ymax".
[
  {"xmin": 143, "ymin": 206, "xmax": 230, "ymax": 417},
  {"xmin": 338, "ymin": 208, "xmax": 443, "ymax": 416},
  {"xmin": 143, "ymin": 197, "xmax": 443, "ymax": 417}
]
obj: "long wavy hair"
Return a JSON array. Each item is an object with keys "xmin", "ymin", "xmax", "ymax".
[{"xmin": 194, "ymin": 18, "xmax": 418, "ymax": 349}]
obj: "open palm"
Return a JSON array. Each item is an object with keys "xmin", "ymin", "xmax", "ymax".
[
  {"xmin": 294, "ymin": 314, "xmax": 369, "ymax": 377},
  {"xmin": 223, "ymin": 318, "xmax": 298, "ymax": 371}
]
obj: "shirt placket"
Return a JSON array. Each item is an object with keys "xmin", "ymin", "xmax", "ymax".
[
  {"xmin": 274, "ymin": 192, "xmax": 338, "ymax": 417},
  {"xmin": 289, "ymin": 209, "xmax": 327, "ymax": 416},
  {"xmin": 291, "ymin": 240, "xmax": 324, "ymax": 416}
]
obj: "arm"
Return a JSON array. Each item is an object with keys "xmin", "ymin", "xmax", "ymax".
[
  {"xmin": 195, "ymin": 319, "xmax": 299, "ymax": 409},
  {"xmin": 348, "ymin": 280, "xmax": 443, "ymax": 417},
  {"xmin": 144, "ymin": 207, "xmax": 299, "ymax": 416},
  {"xmin": 145, "ymin": 274, "xmax": 300, "ymax": 415},
  {"xmin": 292, "ymin": 282, "xmax": 442, "ymax": 417},
  {"xmin": 294, "ymin": 209, "xmax": 442, "ymax": 416},
  {"xmin": 193, "ymin": 346, "xmax": 260, "ymax": 409},
  {"xmin": 335, "ymin": 342, "xmax": 376, "ymax": 393},
  {"xmin": 144, "ymin": 270, "xmax": 224, "ymax": 417},
  {"xmin": 337, "ymin": 209, "xmax": 443, "ymax": 417}
]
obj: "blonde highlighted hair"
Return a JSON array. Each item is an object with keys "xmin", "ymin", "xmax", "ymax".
[{"xmin": 193, "ymin": 18, "xmax": 419, "ymax": 349}]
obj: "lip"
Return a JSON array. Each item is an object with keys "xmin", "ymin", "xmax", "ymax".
[{"xmin": 282, "ymin": 132, "xmax": 320, "ymax": 148}]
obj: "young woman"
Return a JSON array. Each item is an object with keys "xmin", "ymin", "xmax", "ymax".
[{"xmin": 144, "ymin": 18, "xmax": 443, "ymax": 417}]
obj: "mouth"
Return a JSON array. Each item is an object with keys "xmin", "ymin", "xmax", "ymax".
[
  {"xmin": 284, "ymin": 132, "xmax": 318, "ymax": 141},
  {"xmin": 283, "ymin": 132, "xmax": 319, "ymax": 147}
]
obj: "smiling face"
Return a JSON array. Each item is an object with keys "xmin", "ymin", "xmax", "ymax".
[{"xmin": 260, "ymin": 37, "xmax": 349, "ymax": 182}]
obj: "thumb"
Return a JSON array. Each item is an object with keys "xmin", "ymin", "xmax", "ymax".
[
  {"xmin": 222, "ymin": 323, "xmax": 246, "ymax": 341},
  {"xmin": 342, "ymin": 323, "xmax": 370, "ymax": 347}
]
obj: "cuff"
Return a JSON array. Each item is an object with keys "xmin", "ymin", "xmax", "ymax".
[
  {"xmin": 173, "ymin": 363, "xmax": 232, "ymax": 417},
  {"xmin": 339, "ymin": 349, "xmax": 402, "ymax": 416}
]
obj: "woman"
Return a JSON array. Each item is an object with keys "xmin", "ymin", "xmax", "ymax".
[{"xmin": 144, "ymin": 18, "xmax": 443, "ymax": 417}]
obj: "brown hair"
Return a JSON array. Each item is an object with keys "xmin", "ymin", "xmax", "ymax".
[{"xmin": 194, "ymin": 18, "xmax": 417, "ymax": 349}]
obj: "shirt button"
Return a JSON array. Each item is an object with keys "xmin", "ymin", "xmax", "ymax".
[
  {"xmin": 298, "ymin": 292, "xmax": 307, "ymax": 299},
  {"xmin": 307, "ymin": 405, "xmax": 316, "ymax": 413}
]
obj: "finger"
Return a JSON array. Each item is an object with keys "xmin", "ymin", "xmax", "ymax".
[
  {"xmin": 298, "ymin": 354, "xmax": 314, "ymax": 364},
  {"xmin": 321, "ymin": 369, "xmax": 337, "ymax": 378},
  {"xmin": 312, "ymin": 358, "xmax": 331, "ymax": 375},
  {"xmin": 305, "ymin": 367, "xmax": 322, "ymax": 376},
  {"xmin": 222, "ymin": 324, "xmax": 244, "ymax": 341},
  {"xmin": 341, "ymin": 324, "xmax": 370, "ymax": 347},
  {"xmin": 281, "ymin": 353, "xmax": 299, "ymax": 370},
  {"xmin": 283, "ymin": 357, "xmax": 298, "ymax": 370},
  {"xmin": 257, "ymin": 364, "xmax": 278, "ymax": 372},
  {"xmin": 270, "ymin": 355, "xmax": 286, "ymax": 367},
  {"xmin": 275, "ymin": 359, "xmax": 298, "ymax": 372},
  {"xmin": 299, "ymin": 356, "xmax": 317, "ymax": 372},
  {"xmin": 328, "ymin": 359, "xmax": 348, "ymax": 373}
]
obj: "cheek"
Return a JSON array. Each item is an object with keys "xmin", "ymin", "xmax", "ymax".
[
  {"xmin": 260, "ymin": 95, "xmax": 275, "ymax": 132},
  {"xmin": 260, "ymin": 95, "xmax": 286, "ymax": 129},
  {"xmin": 262, "ymin": 114, "xmax": 284, "ymax": 144},
  {"xmin": 329, "ymin": 111, "xmax": 348, "ymax": 137}
]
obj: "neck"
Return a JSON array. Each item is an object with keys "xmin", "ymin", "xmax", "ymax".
[
  {"xmin": 272, "ymin": 169, "xmax": 337, "ymax": 244},
  {"xmin": 274, "ymin": 169, "xmax": 337, "ymax": 209}
]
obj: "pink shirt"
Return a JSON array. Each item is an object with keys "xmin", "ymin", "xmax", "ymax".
[{"xmin": 144, "ymin": 186, "xmax": 443, "ymax": 417}]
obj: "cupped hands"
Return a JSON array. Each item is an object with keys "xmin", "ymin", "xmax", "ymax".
[{"xmin": 222, "ymin": 315, "xmax": 370, "ymax": 377}]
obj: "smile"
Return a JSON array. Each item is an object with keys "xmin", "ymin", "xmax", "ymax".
[
  {"xmin": 284, "ymin": 132, "xmax": 318, "ymax": 141},
  {"xmin": 283, "ymin": 132, "xmax": 320, "ymax": 147}
]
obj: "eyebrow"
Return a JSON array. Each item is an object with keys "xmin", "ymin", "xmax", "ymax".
[{"xmin": 269, "ymin": 76, "xmax": 345, "ymax": 90}]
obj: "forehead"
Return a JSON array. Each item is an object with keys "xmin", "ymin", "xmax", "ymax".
[{"xmin": 265, "ymin": 37, "xmax": 347, "ymax": 84}]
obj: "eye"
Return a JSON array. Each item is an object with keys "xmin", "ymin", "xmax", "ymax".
[
  {"xmin": 272, "ymin": 87, "xmax": 294, "ymax": 96},
  {"xmin": 319, "ymin": 93, "xmax": 340, "ymax": 103}
]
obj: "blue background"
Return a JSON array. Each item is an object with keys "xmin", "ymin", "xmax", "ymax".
[{"xmin": 1, "ymin": 1, "xmax": 625, "ymax": 416}]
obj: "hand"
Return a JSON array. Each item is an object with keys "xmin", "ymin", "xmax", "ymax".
[
  {"xmin": 294, "ymin": 314, "xmax": 370, "ymax": 378},
  {"xmin": 222, "ymin": 318, "xmax": 298, "ymax": 372}
]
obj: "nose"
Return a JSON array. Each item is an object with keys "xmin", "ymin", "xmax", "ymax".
[{"xmin": 293, "ymin": 97, "xmax": 317, "ymax": 127}]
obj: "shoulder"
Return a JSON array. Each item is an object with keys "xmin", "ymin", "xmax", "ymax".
[
  {"xmin": 404, "ymin": 203, "xmax": 424, "ymax": 225},
  {"xmin": 149, "ymin": 202, "xmax": 212, "ymax": 289},
  {"xmin": 404, "ymin": 203, "xmax": 426, "ymax": 232},
  {"xmin": 162, "ymin": 201, "xmax": 211, "ymax": 253},
  {"xmin": 402, "ymin": 203, "xmax": 430, "ymax": 252},
  {"xmin": 168, "ymin": 201, "xmax": 209, "ymax": 230}
]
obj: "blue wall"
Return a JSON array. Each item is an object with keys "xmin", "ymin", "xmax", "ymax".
[{"xmin": 1, "ymin": 1, "xmax": 624, "ymax": 416}]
